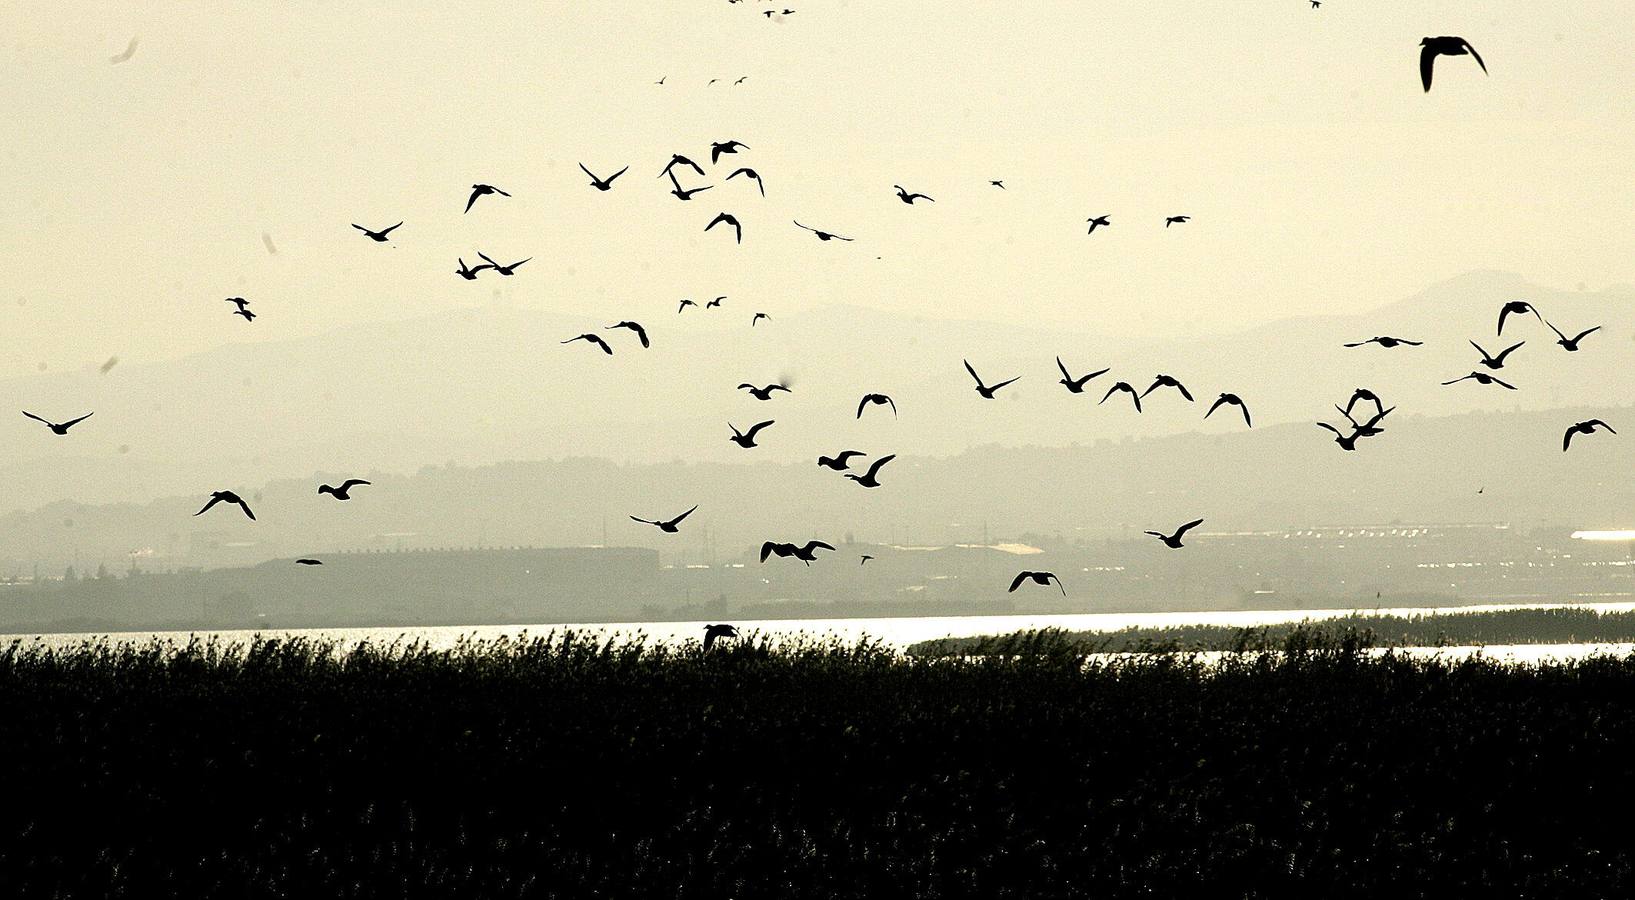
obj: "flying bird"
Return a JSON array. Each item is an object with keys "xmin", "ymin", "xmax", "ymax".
[
  {"xmin": 710, "ymin": 140, "xmax": 750, "ymax": 164},
  {"xmin": 751, "ymin": 312, "xmax": 770, "ymax": 326},
  {"xmin": 1164, "ymin": 216, "xmax": 1190, "ymax": 227},
  {"xmin": 857, "ymin": 393, "xmax": 897, "ymax": 419},
  {"xmin": 1086, "ymin": 216, "xmax": 1110, "ymax": 234},
  {"xmin": 1339, "ymin": 405, "xmax": 1395, "ymax": 437},
  {"xmin": 860, "ymin": 555, "xmax": 874, "ymax": 565},
  {"xmin": 678, "ymin": 298, "xmax": 698, "ymax": 313},
  {"xmin": 729, "ymin": 420, "xmax": 775, "ymax": 448},
  {"xmin": 563, "ymin": 333, "xmax": 614, "ymax": 355},
  {"xmin": 630, "ymin": 504, "xmax": 699, "ymax": 533},
  {"xmin": 465, "ymin": 184, "xmax": 511, "ymax": 213},
  {"xmin": 109, "ymin": 36, "xmax": 139, "ymax": 64},
  {"xmin": 22, "ymin": 411, "xmax": 93, "ymax": 435},
  {"xmin": 352, "ymin": 222, "xmax": 402, "ymax": 242},
  {"xmin": 739, "ymin": 382, "xmax": 791, "ymax": 400},
  {"xmin": 990, "ymin": 180, "xmax": 1005, "ymax": 189},
  {"xmin": 666, "ymin": 170, "xmax": 713, "ymax": 200},
  {"xmin": 1056, "ymin": 357, "xmax": 1109, "ymax": 393},
  {"xmin": 455, "ymin": 257, "xmax": 494, "ymax": 280},
  {"xmin": 707, "ymin": 296, "xmax": 725, "ymax": 308},
  {"xmin": 476, "ymin": 252, "xmax": 530, "ymax": 275},
  {"xmin": 1145, "ymin": 519, "xmax": 1203, "ymax": 549},
  {"xmin": 1563, "ymin": 420, "xmax": 1616, "ymax": 452},
  {"xmin": 195, "ymin": 491, "xmax": 255, "ymax": 521},
  {"xmin": 1316, "ymin": 421, "xmax": 1364, "ymax": 452},
  {"xmin": 1497, "ymin": 300, "xmax": 1541, "ymax": 336},
  {"xmin": 844, "ymin": 454, "xmax": 896, "ymax": 488},
  {"xmin": 703, "ymin": 623, "xmax": 739, "ymax": 651},
  {"xmin": 794, "ymin": 220, "xmax": 853, "ymax": 241},
  {"xmin": 1342, "ymin": 388, "xmax": 1385, "ymax": 419},
  {"xmin": 1344, "ymin": 336, "xmax": 1422, "ymax": 348},
  {"xmin": 660, "ymin": 154, "xmax": 708, "ymax": 180},
  {"xmin": 706, "ymin": 212, "xmax": 742, "ymax": 243},
  {"xmin": 1100, "ymin": 382, "xmax": 1143, "ymax": 412},
  {"xmin": 1420, "ymin": 37, "xmax": 1487, "ymax": 92},
  {"xmin": 1141, "ymin": 375, "xmax": 1194, "ymax": 402},
  {"xmin": 1205, "ymin": 393, "xmax": 1252, "ymax": 427},
  {"xmin": 607, "ymin": 321, "xmax": 649, "ymax": 348},
  {"xmin": 818, "ymin": 450, "xmax": 866, "ymax": 471},
  {"xmin": 295, "ymin": 559, "xmax": 323, "ymax": 566},
  {"xmin": 317, "ymin": 479, "xmax": 371, "ymax": 501},
  {"xmin": 1008, "ymin": 571, "xmax": 1066, "ymax": 596},
  {"xmin": 1443, "ymin": 371, "xmax": 1517, "ymax": 390},
  {"xmin": 893, "ymin": 185, "xmax": 934, "ymax": 204},
  {"xmin": 579, "ymin": 164, "xmax": 628, "ymax": 191},
  {"xmin": 735, "ymin": 76, "xmax": 748, "ymax": 85},
  {"xmin": 726, "ymin": 167, "xmax": 766, "ymax": 197},
  {"xmin": 760, "ymin": 540, "xmax": 836, "ymax": 566},
  {"xmin": 225, "ymin": 297, "xmax": 251, "ymax": 312},
  {"xmin": 233, "ymin": 308, "xmax": 256, "ymax": 322},
  {"xmin": 1471, "ymin": 340, "xmax": 1524, "ymax": 370},
  {"xmin": 1545, "ymin": 321, "xmax": 1600, "ymax": 352},
  {"xmin": 964, "ymin": 360, "xmax": 1020, "ymax": 399}
]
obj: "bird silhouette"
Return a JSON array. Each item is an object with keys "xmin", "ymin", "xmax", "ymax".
[
  {"xmin": 1316, "ymin": 421, "xmax": 1364, "ymax": 452},
  {"xmin": 1420, "ymin": 37, "xmax": 1487, "ymax": 92},
  {"xmin": 1205, "ymin": 393, "xmax": 1252, "ymax": 427},
  {"xmin": 760, "ymin": 540, "xmax": 835, "ymax": 566},
  {"xmin": 1497, "ymin": 300, "xmax": 1541, "ymax": 336},
  {"xmin": 1443, "ymin": 371, "xmax": 1517, "ymax": 390},
  {"xmin": 607, "ymin": 321, "xmax": 650, "ymax": 348},
  {"xmin": 660, "ymin": 154, "xmax": 708, "ymax": 180},
  {"xmin": 707, "ymin": 296, "xmax": 726, "ymax": 308},
  {"xmin": 735, "ymin": 76, "xmax": 748, "ymax": 85},
  {"xmin": 726, "ymin": 167, "xmax": 766, "ymax": 197},
  {"xmin": 295, "ymin": 559, "xmax": 323, "ymax": 566},
  {"xmin": 893, "ymin": 185, "xmax": 934, "ymax": 204},
  {"xmin": 352, "ymin": 222, "xmax": 402, "ymax": 242},
  {"xmin": 1338, "ymin": 405, "xmax": 1395, "ymax": 437},
  {"xmin": 318, "ymin": 479, "xmax": 371, "ymax": 500},
  {"xmin": 964, "ymin": 360, "xmax": 1020, "ymax": 399},
  {"xmin": 1344, "ymin": 336, "xmax": 1422, "ymax": 348},
  {"xmin": 1563, "ymin": 420, "xmax": 1616, "ymax": 451},
  {"xmin": 195, "ymin": 490, "xmax": 255, "ymax": 521},
  {"xmin": 1100, "ymin": 382, "xmax": 1143, "ymax": 412},
  {"xmin": 22, "ymin": 411, "xmax": 93, "ymax": 435},
  {"xmin": 860, "ymin": 555, "xmax": 874, "ymax": 565},
  {"xmin": 455, "ymin": 257, "xmax": 494, "ymax": 280},
  {"xmin": 563, "ymin": 333, "xmax": 614, "ymax": 355},
  {"xmin": 990, "ymin": 180, "xmax": 1005, "ymax": 189},
  {"xmin": 666, "ymin": 170, "xmax": 714, "ymax": 200},
  {"xmin": 739, "ymin": 382, "xmax": 790, "ymax": 400},
  {"xmin": 711, "ymin": 140, "xmax": 750, "ymax": 164},
  {"xmin": 476, "ymin": 252, "xmax": 530, "ymax": 275},
  {"xmin": 857, "ymin": 393, "xmax": 897, "ymax": 419},
  {"xmin": 1142, "ymin": 375, "xmax": 1194, "ymax": 402},
  {"xmin": 729, "ymin": 420, "xmax": 775, "ymax": 448},
  {"xmin": 1145, "ymin": 519, "xmax": 1203, "ymax": 549},
  {"xmin": 1056, "ymin": 357, "xmax": 1110, "ymax": 393},
  {"xmin": 465, "ymin": 184, "xmax": 511, "ymax": 212},
  {"xmin": 630, "ymin": 504, "xmax": 699, "ymax": 533},
  {"xmin": 702, "ymin": 623, "xmax": 739, "ymax": 651},
  {"xmin": 678, "ymin": 298, "xmax": 698, "ymax": 313},
  {"xmin": 233, "ymin": 308, "xmax": 256, "ymax": 322},
  {"xmin": 1086, "ymin": 215, "xmax": 1110, "ymax": 234},
  {"xmin": 654, "ymin": 76, "xmax": 666, "ymax": 85},
  {"xmin": 1008, "ymin": 571, "xmax": 1065, "ymax": 596},
  {"xmin": 579, "ymin": 164, "xmax": 628, "ymax": 191},
  {"xmin": 818, "ymin": 450, "xmax": 866, "ymax": 471},
  {"xmin": 1471, "ymin": 340, "xmax": 1524, "ymax": 370},
  {"xmin": 1545, "ymin": 320, "xmax": 1600, "ymax": 352},
  {"xmin": 1165, "ymin": 216, "xmax": 1190, "ymax": 227},
  {"xmin": 1342, "ymin": 388, "xmax": 1384, "ymax": 419},
  {"xmin": 751, "ymin": 312, "xmax": 770, "ymax": 326},
  {"xmin": 225, "ymin": 297, "xmax": 251, "ymax": 312},
  {"xmin": 844, "ymin": 454, "xmax": 895, "ymax": 488},
  {"xmin": 706, "ymin": 212, "xmax": 742, "ymax": 243},
  {"xmin": 794, "ymin": 220, "xmax": 853, "ymax": 241}
]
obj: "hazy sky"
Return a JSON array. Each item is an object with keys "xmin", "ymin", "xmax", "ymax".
[{"xmin": 3, "ymin": 2, "xmax": 1634, "ymax": 378}]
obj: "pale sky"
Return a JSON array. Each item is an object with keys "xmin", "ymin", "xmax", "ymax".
[{"xmin": 3, "ymin": 1, "xmax": 1634, "ymax": 378}]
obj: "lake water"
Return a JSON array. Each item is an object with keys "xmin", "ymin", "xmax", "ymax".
[{"xmin": 9, "ymin": 600, "xmax": 1635, "ymax": 663}]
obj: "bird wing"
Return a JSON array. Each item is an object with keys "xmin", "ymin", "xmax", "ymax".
[
  {"xmin": 989, "ymin": 376, "xmax": 1020, "ymax": 392},
  {"xmin": 1141, "ymin": 531, "xmax": 1164, "ymax": 539},
  {"xmin": 794, "ymin": 220, "xmax": 814, "ymax": 233},
  {"xmin": 382, "ymin": 222, "xmax": 403, "ymax": 235},
  {"xmin": 806, "ymin": 541, "xmax": 836, "ymax": 553},
  {"xmin": 630, "ymin": 516, "xmax": 658, "ymax": 525},
  {"xmin": 1468, "ymin": 340, "xmax": 1490, "ymax": 361},
  {"xmin": 1175, "ymin": 518, "xmax": 1204, "ymax": 538},
  {"xmin": 21, "ymin": 411, "xmax": 49, "ymax": 426},
  {"xmin": 1239, "ymin": 404, "xmax": 1252, "ymax": 428},
  {"xmin": 592, "ymin": 336, "xmax": 613, "ymax": 354},
  {"xmin": 194, "ymin": 495, "xmax": 223, "ymax": 516},
  {"xmin": 607, "ymin": 166, "xmax": 628, "ymax": 184},
  {"xmin": 339, "ymin": 479, "xmax": 371, "ymax": 491},
  {"xmin": 1545, "ymin": 320, "xmax": 1567, "ymax": 341},
  {"xmin": 508, "ymin": 257, "xmax": 531, "ymax": 269},
  {"xmin": 1342, "ymin": 340, "xmax": 1367, "ymax": 348},
  {"xmin": 1442, "ymin": 374, "xmax": 1474, "ymax": 385},
  {"xmin": 1006, "ymin": 572, "xmax": 1028, "ymax": 593},
  {"xmin": 477, "ymin": 251, "xmax": 500, "ymax": 267},
  {"xmin": 1564, "ymin": 427, "xmax": 1576, "ymax": 452},
  {"xmin": 1493, "ymin": 375, "xmax": 1517, "ymax": 390},
  {"xmin": 856, "ymin": 396, "xmax": 868, "ymax": 419},
  {"xmin": 1462, "ymin": 40, "xmax": 1487, "ymax": 73},
  {"xmin": 1401, "ymin": 339, "xmax": 1424, "ymax": 346},
  {"xmin": 1420, "ymin": 43, "xmax": 1436, "ymax": 91},
  {"xmin": 1574, "ymin": 326, "xmax": 1601, "ymax": 342},
  {"xmin": 707, "ymin": 212, "xmax": 729, "ymax": 230},
  {"xmin": 633, "ymin": 324, "xmax": 649, "ymax": 347},
  {"xmin": 737, "ymin": 383, "xmax": 756, "ymax": 391},
  {"xmin": 351, "ymin": 224, "xmax": 368, "ymax": 233},
  {"xmin": 760, "ymin": 542, "xmax": 777, "ymax": 562},
  {"xmin": 464, "ymin": 188, "xmax": 481, "ymax": 213},
  {"xmin": 232, "ymin": 497, "xmax": 256, "ymax": 520},
  {"xmin": 886, "ymin": 396, "xmax": 897, "ymax": 416},
  {"xmin": 837, "ymin": 451, "xmax": 864, "ymax": 464},
  {"xmin": 744, "ymin": 420, "xmax": 775, "ymax": 439},
  {"xmin": 1176, "ymin": 382, "xmax": 1194, "ymax": 402},
  {"xmin": 1316, "ymin": 422, "xmax": 1342, "ymax": 436},
  {"xmin": 1056, "ymin": 356, "xmax": 1071, "ymax": 380},
  {"xmin": 578, "ymin": 162, "xmax": 599, "ymax": 182},
  {"xmin": 1494, "ymin": 341, "xmax": 1524, "ymax": 363},
  {"xmin": 963, "ymin": 360, "xmax": 984, "ymax": 388},
  {"xmin": 680, "ymin": 156, "xmax": 706, "ymax": 176},
  {"xmin": 864, "ymin": 455, "xmax": 896, "ymax": 479},
  {"xmin": 670, "ymin": 505, "xmax": 699, "ymax": 525},
  {"xmin": 769, "ymin": 384, "xmax": 790, "ymax": 393},
  {"xmin": 1204, "ymin": 396, "xmax": 1226, "ymax": 419},
  {"xmin": 1048, "ymin": 573, "xmax": 1066, "ymax": 596},
  {"xmin": 1594, "ymin": 420, "xmax": 1616, "ymax": 433}
]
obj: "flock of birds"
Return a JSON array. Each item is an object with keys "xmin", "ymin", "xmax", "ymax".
[{"xmin": 25, "ymin": 31, "xmax": 1570, "ymax": 650}]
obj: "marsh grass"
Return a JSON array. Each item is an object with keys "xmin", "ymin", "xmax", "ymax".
[{"xmin": 2, "ymin": 631, "xmax": 1634, "ymax": 897}]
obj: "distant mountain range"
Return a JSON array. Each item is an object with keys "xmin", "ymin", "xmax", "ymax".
[{"xmin": 1, "ymin": 270, "xmax": 1628, "ymax": 522}]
